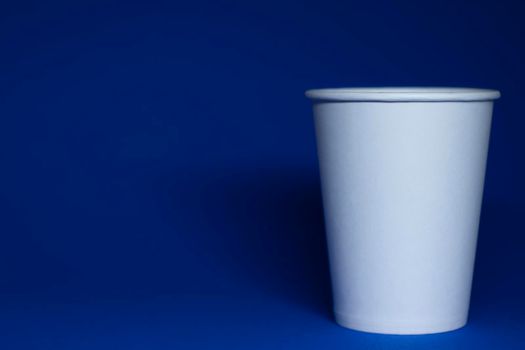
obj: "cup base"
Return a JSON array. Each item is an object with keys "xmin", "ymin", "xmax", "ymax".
[{"xmin": 334, "ymin": 312, "xmax": 467, "ymax": 335}]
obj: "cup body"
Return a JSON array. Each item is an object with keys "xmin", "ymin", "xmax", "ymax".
[{"xmin": 307, "ymin": 88, "xmax": 500, "ymax": 334}]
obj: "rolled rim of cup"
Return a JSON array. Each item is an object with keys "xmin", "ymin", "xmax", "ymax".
[{"xmin": 305, "ymin": 87, "xmax": 501, "ymax": 102}]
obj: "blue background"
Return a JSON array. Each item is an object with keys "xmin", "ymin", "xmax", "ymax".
[{"xmin": 0, "ymin": 0, "xmax": 523, "ymax": 348}]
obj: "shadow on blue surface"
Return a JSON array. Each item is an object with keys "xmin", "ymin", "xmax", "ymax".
[{"xmin": 161, "ymin": 167, "xmax": 333, "ymax": 316}]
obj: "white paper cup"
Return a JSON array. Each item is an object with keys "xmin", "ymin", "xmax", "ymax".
[{"xmin": 306, "ymin": 88, "xmax": 500, "ymax": 335}]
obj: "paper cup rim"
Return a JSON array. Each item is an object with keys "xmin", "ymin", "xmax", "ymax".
[{"xmin": 305, "ymin": 87, "xmax": 501, "ymax": 102}]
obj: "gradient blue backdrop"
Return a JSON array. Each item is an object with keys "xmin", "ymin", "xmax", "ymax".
[{"xmin": 0, "ymin": 0, "xmax": 523, "ymax": 348}]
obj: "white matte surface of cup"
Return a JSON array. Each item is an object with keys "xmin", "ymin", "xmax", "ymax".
[{"xmin": 306, "ymin": 88, "xmax": 500, "ymax": 335}]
